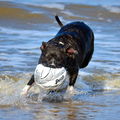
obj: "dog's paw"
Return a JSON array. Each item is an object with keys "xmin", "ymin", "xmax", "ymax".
[
  {"xmin": 64, "ymin": 86, "xmax": 74, "ymax": 100},
  {"xmin": 21, "ymin": 85, "xmax": 30, "ymax": 95},
  {"xmin": 66, "ymin": 86, "xmax": 74, "ymax": 93}
]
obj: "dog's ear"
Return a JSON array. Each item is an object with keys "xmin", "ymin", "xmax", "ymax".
[
  {"xmin": 66, "ymin": 47, "xmax": 78, "ymax": 55},
  {"xmin": 40, "ymin": 42, "xmax": 48, "ymax": 51}
]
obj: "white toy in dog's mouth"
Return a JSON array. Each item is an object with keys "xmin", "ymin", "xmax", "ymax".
[{"xmin": 34, "ymin": 64, "xmax": 67, "ymax": 91}]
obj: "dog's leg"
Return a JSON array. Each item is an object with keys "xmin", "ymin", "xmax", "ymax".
[
  {"xmin": 65, "ymin": 72, "xmax": 78, "ymax": 95},
  {"xmin": 21, "ymin": 74, "xmax": 35, "ymax": 95},
  {"xmin": 64, "ymin": 73, "xmax": 78, "ymax": 99}
]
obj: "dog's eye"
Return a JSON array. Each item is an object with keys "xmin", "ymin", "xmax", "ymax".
[
  {"xmin": 59, "ymin": 60, "xmax": 62, "ymax": 62},
  {"xmin": 45, "ymin": 57, "xmax": 48, "ymax": 60}
]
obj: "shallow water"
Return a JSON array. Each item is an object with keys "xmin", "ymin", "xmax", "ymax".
[{"xmin": 0, "ymin": 0, "xmax": 120, "ymax": 119}]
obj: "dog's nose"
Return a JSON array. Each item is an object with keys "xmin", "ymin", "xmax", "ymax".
[
  {"xmin": 49, "ymin": 58, "xmax": 56, "ymax": 68},
  {"xmin": 49, "ymin": 64, "xmax": 56, "ymax": 68}
]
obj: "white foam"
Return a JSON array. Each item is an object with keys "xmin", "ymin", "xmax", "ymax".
[
  {"xmin": 98, "ymin": 17, "xmax": 104, "ymax": 20},
  {"xmin": 31, "ymin": 11, "xmax": 44, "ymax": 14},
  {"xmin": 42, "ymin": 3, "xmax": 65, "ymax": 10},
  {"xmin": 107, "ymin": 19, "xmax": 112, "ymax": 23},
  {"xmin": 92, "ymin": 77, "xmax": 120, "ymax": 91},
  {"xmin": 102, "ymin": 6, "xmax": 120, "ymax": 13},
  {"xmin": 95, "ymin": 33, "xmax": 114, "ymax": 39},
  {"xmin": 79, "ymin": 71, "xmax": 91, "ymax": 76},
  {"xmin": 25, "ymin": 3, "xmax": 65, "ymax": 10},
  {"xmin": 74, "ymin": 76, "xmax": 91, "ymax": 92},
  {"xmin": 61, "ymin": 10, "xmax": 74, "ymax": 16}
]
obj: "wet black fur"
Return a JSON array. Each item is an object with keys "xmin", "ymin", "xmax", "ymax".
[{"xmin": 27, "ymin": 16, "xmax": 94, "ymax": 88}]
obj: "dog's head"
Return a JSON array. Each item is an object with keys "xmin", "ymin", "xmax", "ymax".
[{"xmin": 39, "ymin": 41, "xmax": 78, "ymax": 68}]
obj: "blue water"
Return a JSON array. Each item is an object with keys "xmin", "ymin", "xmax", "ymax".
[{"xmin": 0, "ymin": 0, "xmax": 120, "ymax": 119}]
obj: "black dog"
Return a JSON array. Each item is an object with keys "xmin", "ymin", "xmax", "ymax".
[{"xmin": 21, "ymin": 15, "xmax": 94, "ymax": 95}]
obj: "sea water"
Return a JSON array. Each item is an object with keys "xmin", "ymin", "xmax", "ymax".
[{"xmin": 0, "ymin": 0, "xmax": 120, "ymax": 119}]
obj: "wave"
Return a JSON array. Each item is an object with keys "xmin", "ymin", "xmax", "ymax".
[
  {"xmin": 0, "ymin": 70, "xmax": 120, "ymax": 106},
  {"xmin": 1, "ymin": 72, "xmax": 120, "ymax": 95},
  {"xmin": 102, "ymin": 5, "xmax": 120, "ymax": 14},
  {"xmin": 0, "ymin": 26, "xmax": 56, "ymax": 37},
  {"xmin": 1, "ymin": 0, "xmax": 120, "ymax": 6},
  {"xmin": 40, "ymin": 3, "xmax": 65, "ymax": 10}
]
